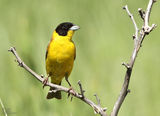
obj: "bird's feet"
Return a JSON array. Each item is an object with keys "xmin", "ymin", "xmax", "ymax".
[
  {"xmin": 42, "ymin": 76, "xmax": 49, "ymax": 88},
  {"xmin": 67, "ymin": 86, "xmax": 76, "ymax": 101}
]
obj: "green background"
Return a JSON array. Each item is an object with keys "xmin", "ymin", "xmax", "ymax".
[{"xmin": 0, "ymin": 0, "xmax": 160, "ymax": 116}]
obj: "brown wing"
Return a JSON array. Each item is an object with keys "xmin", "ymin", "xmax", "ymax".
[
  {"xmin": 74, "ymin": 46, "xmax": 76, "ymax": 60},
  {"xmin": 73, "ymin": 41, "xmax": 76, "ymax": 60},
  {"xmin": 45, "ymin": 37, "xmax": 53, "ymax": 60},
  {"xmin": 45, "ymin": 44, "xmax": 49, "ymax": 59}
]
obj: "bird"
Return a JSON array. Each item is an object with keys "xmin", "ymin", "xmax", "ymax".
[{"xmin": 45, "ymin": 22, "xmax": 80, "ymax": 99}]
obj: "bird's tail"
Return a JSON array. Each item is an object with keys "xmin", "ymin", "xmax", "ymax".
[{"xmin": 46, "ymin": 82, "xmax": 61, "ymax": 99}]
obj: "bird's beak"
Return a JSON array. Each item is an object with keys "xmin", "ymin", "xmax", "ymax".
[{"xmin": 70, "ymin": 25, "xmax": 80, "ymax": 31}]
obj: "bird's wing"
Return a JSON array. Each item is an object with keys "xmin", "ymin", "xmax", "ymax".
[
  {"xmin": 45, "ymin": 44, "xmax": 49, "ymax": 59},
  {"xmin": 74, "ymin": 43, "xmax": 76, "ymax": 60},
  {"xmin": 45, "ymin": 38, "xmax": 53, "ymax": 59},
  {"xmin": 71, "ymin": 40, "xmax": 76, "ymax": 60}
]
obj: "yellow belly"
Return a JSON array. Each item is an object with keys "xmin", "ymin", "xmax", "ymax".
[{"xmin": 46, "ymin": 38, "xmax": 75, "ymax": 84}]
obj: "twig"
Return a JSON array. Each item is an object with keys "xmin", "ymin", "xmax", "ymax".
[
  {"xmin": 122, "ymin": 62, "xmax": 130, "ymax": 69},
  {"xmin": 93, "ymin": 94, "xmax": 106, "ymax": 114},
  {"xmin": 123, "ymin": 5, "xmax": 139, "ymax": 41},
  {"xmin": 78, "ymin": 80, "xmax": 85, "ymax": 98},
  {"xmin": 94, "ymin": 94, "xmax": 101, "ymax": 106},
  {"xmin": 138, "ymin": 8, "xmax": 145, "ymax": 20},
  {"xmin": 8, "ymin": 47, "xmax": 107, "ymax": 116},
  {"xmin": 111, "ymin": 0, "xmax": 156, "ymax": 116},
  {"xmin": 0, "ymin": 98, "xmax": 8, "ymax": 116},
  {"xmin": 144, "ymin": 0, "xmax": 156, "ymax": 29}
]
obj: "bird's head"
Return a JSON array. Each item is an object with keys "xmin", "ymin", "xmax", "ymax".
[{"xmin": 55, "ymin": 22, "xmax": 80, "ymax": 38}]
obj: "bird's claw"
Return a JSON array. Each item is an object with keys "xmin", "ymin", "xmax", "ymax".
[
  {"xmin": 42, "ymin": 77, "xmax": 49, "ymax": 89},
  {"xmin": 67, "ymin": 86, "xmax": 76, "ymax": 101}
]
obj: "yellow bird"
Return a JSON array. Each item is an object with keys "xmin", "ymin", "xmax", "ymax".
[{"xmin": 45, "ymin": 22, "xmax": 80, "ymax": 99}]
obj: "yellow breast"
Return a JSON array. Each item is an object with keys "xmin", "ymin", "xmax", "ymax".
[
  {"xmin": 48, "ymin": 39, "xmax": 75, "ymax": 63},
  {"xmin": 46, "ymin": 31, "xmax": 75, "ymax": 84}
]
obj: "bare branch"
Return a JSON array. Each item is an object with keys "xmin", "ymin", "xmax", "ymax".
[
  {"xmin": 94, "ymin": 94, "xmax": 101, "ymax": 106},
  {"xmin": 123, "ymin": 5, "xmax": 139, "ymax": 41},
  {"xmin": 111, "ymin": 1, "xmax": 156, "ymax": 116},
  {"xmin": 93, "ymin": 94, "xmax": 105, "ymax": 114},
  {"xmin": 78, "ymin": 80, "xmax": 85, "ymax": 98},
  {"xmin": 122, "ymin": 62, "xmax": 130, "ymax": 69},
  {"xmin": 0, "ymin": 98, "xmax": 8, "ymax": 116},
  {"xmin": 138, "ymin": 8, "xmax": 145, "ymax": 20},
  {"xmin": 144, "ymin": 0, "xmax": 156, "ymax": 28},
  {"xmin": 8, "ymin": 47, "xmax": 107, "ymax": 116}
]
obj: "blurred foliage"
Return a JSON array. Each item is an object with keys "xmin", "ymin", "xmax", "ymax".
[{"xmin": 0, "ymin": 0, "xmax": 160, "ymax": 116}]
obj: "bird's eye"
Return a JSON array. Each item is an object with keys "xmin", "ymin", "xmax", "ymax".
[{"xmin": 62, "ymin": 26, "xmax": 67, "ymax": 30}]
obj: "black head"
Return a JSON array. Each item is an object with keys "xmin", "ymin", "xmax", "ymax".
[{"xmin": 55, "ymin": 22, "xmax": 74, "ymax": 36}]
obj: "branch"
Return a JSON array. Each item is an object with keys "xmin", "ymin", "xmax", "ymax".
[
  {"xmin": 94, "ymin": 94, "xmax": 101, "ymax": 107},
  {"xmin": 138, "ymin": 8, "xmax": 145, "ymax": 21},
  {"xmin": 111, "ymin": 0, "xmax": 156, "ymax": 116},
  {"xmin": 0, "ymin": 98, "xmax": 8, "ymax": 116},
  {"xmin": 144, "ymin": 0, "xmax": 156, "ymax": 30},
  {"xmin": 94, "ymin": 94, "xmax": 107, "ymax": 114},
  {"xmin": 8, "ymin": 47, "xmax": 107, "ymax": 116},
  {"xmin": 123, "ymin": 5, "xmax": 139, "ymax": 41},
  {"xmin": 78, "ymin": 80, "xmax": 85, "ymax": 98}
]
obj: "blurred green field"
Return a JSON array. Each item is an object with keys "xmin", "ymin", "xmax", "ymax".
[{"xmin": 0, "ymin": 0, "xmax": 160, "ymax": 116}]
